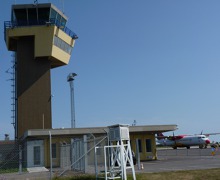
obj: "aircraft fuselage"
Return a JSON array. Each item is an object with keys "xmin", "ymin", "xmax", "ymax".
[{"xmin": 157, "ymin": 135, "xmax": 210, "ymax": 149}]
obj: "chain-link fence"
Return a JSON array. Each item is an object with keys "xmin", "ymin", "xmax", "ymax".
[
  {"xmin": 1, "ymin": 134, "xmax": 218, "ymax": 178},
  {"xmin": 58, "ymin": 134, "xmax": 108, "ymax": 177},
  {"xmin": 0, "ymin": 140, "xmax": 20, "ymax": 172},
  {"xmin": 157, "ymin": 146, "xmax": 220, "ymax": 157},
  {"xmin": 0, "ymin": 134, "xmax": 109, "ymax": 178}
]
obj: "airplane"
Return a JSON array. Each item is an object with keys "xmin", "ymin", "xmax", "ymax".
[{"xmin": 156, "ymin": 132, "xmax": 215, "ymax": 149}]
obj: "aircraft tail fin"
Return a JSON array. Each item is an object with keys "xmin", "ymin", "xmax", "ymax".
[{"xmin": 156, "ymin": 133, "xmax": 165, "ymax": 140}]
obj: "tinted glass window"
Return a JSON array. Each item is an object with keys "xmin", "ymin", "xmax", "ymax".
[
  {"xmin": 14, "ymin": 9, "xmax": 27, "ymax": 24},
  {"xmin": 60, "ymin": 17, "xmax": 66, "ymax": 27},
  {"xmin": 145, "ymin": 139, "xmax": 152, "ymax": 152},
  {"xmin": 50, "ymin": 8, "xmax": 57, "ymax": 19},
  {"xmin": 28, "ymin": 8, "xmax": 37, "ymax": 24},
  {"xmin": 57, "ymin": 13, "xmax": 61, "ymax": 23},
  {"xmin": 54, "ymin": 36, "xmax": 72, "ymax": 55},
  {"xmin": 38, "ymin": 8, "xmax": 50, "ymax": 22},
  {"xmin": 138, "ymin": 139, "xmax": 142, "ymax": 153}
]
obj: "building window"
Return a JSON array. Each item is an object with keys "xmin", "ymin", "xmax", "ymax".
[
  {"xmin": 138, "ymin": 139, "xmax": 142, "ymax": 153},
  {"xmin": 34, "ymin": 146, "xmax": 41, "ymax": 165},
  {"xmin": 52, "ymin": 143, "xmax": 56, "ymax": 158},
  {"xmin": 53, "ymin": 36, "xmax": 72, "ymax": 55},
  {"xmin": 146, "ymin": 139, "xmax": 152, "ymax": 152}
]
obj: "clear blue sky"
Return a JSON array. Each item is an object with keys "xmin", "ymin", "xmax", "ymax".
[{"xmin": 1, "ymin": 0, "xmax": 220, "ymax": 141}]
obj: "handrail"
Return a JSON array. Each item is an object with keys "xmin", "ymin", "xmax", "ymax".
[{"xmin": 4, "ymin": 19, "xmax": 78, "ymax": 40}]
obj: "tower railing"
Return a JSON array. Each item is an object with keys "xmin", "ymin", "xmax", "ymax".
[{"xmin": 4, "ymin": 18, "xmax": 78, "ymax": 42}]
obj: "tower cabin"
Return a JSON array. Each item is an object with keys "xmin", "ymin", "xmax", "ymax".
[
  {"xmin": 4, "ymin": 3, "xmax": 78, "ymax": 139},
  {"xmin": 5, "ymin": 3, "xmax": 78, "ymax": 67}
]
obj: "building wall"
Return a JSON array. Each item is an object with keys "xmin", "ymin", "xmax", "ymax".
[
  {"xmin": 17, "ymin": 36, "xmax": 52, "ymax": 138},
  {"xmin": 130, "ymin": 133, "xmax": 157, "ymax": 160},
  {"xmin": 40, "ymin": 133, "xmax": 157, "ymax": 168},
  {"xmin": 44, "ymin": 137, "xmax": 71, "ymax": 167},
  {"xmin": 6, "ymin": 25, "xmax": 75, "ymax": 67}
]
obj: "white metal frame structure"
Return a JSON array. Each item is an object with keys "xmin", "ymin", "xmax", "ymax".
[{"xmin": 96, "ymin": 124, "xmax": 136, "ymax": 180}]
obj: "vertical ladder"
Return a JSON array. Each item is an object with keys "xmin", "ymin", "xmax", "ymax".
[{"xmin": 7, "ymin": 52, "xmax": 17, "ymax": 139}]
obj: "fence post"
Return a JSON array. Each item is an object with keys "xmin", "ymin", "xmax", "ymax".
[
  {"xmin": 135, "ymin": 139, "xmax": 141, "ymax": 170},
  {"xmin": 83, "ymin": 135, "xmax": 88, "ymax": 173},
  {"xmin": 49, "ymin": 131, "xmax": 52, "ymax": 180},
  {"xmin": 95, "ymin": 147, "xmax": 98, "ymax": 179},
  {"xmin": 19, "ymin": 145, "xmax": 22, "ymax": 174}
]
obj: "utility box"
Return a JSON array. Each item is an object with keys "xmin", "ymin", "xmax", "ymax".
[{"xmin": 108, "ymin": 124, "xmax": 130, "ymax": 141}]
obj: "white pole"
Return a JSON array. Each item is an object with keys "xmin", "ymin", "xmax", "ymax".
[
  {"xmin": 19, "ymin": 145, "xmax": 22, "ymax": 174},
  {"xmin": 70, "ymin": 80, "xmax": 75, "ymax": 128},
  {"xmin": 136, "ymin": 139, "xmax": 141, "ymax": 170},
  {"xmin": 67, "ymin": 73, "xmax": 77, "ymax": 128},
  {"xmin": 83, "ymin": 135, "xmax": 88, "ymax": 173},
  {"xmin": 104, "ymin": 146, "xmax": 107, "ymax": 180},
  {"xmin": 49, "ymin": 131, "xmax": 52, "ymax": 179},
  {"xmin": 95, "ymin": 147, "xmax": 98, "ymax": 179}
]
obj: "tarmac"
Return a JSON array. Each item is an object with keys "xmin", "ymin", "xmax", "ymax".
[{"xmin": 1, "ymin": 147, "xmax": 220, "ymax": 179}]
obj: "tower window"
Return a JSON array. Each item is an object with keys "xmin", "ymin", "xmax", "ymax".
[{"xmin": 54, "ymin": 36, "xmax": 72, "ymax": 55}]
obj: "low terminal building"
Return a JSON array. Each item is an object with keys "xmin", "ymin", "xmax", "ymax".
[{"xmin": 20, "ymin": 124, "xmax": 177, "ymax": 168}]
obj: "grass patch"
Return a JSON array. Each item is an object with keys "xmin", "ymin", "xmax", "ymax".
[
  {"xmin": 0, "ymin": 168, "xmax": 27, "ymax": 174},
  {"xmin": 53, "ymin": 174, "xmax": 96, "ymax": 180},
  {"xmin": 54, "ymin": 168, "xmax": 220, "ymax": 180},
  {"xmin": 133, "ymin": 169, "xmax": 220, "ymax": 180}
]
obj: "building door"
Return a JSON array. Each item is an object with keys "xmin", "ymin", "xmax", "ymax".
[
  {"xmin": 27, "ymin": 140, "xmax": 44, "ymax": 167},
  {"xmin": 34, "ymin": 146, "xmax": 41, "ymax": 165}
]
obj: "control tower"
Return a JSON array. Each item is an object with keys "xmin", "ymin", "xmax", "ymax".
[{"xmin": 4, "ymin": 3, "xmax": 78, "ymax": 139}]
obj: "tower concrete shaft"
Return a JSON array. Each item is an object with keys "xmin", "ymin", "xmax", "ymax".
[{"xmin": 16, "ymin": 36, "xmax": 52, "ymax": 139}]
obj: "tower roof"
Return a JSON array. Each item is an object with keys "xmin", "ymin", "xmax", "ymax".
[{"xmin": 11, "ymin": 3, "xmax": 67, "ymax": 22}]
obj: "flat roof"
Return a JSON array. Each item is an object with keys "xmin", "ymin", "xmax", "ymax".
[{"xmin": 22, "ymin": 124, "xmax": 177, "ymax": 139}]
